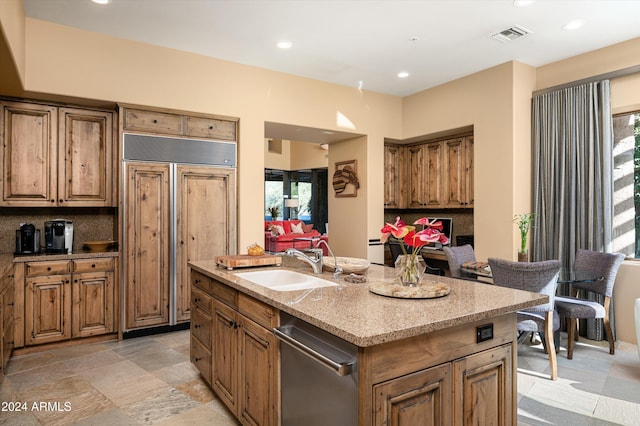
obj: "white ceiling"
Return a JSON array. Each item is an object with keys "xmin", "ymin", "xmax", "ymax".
[{"xmin": 22, "ymin": 0, "xmax": 640, "ymax": 98}]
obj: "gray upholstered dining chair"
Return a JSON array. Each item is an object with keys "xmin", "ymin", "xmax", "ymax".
[
  {"xmin": 555, "ymin": 249, "xmax": 624, "ymax": 359},
  {"xmin": 443, "ymin": 244, "xmax": 476, "ymax": 278},
  {"xmin": 488, "ymin": 257, "xmax": 561, "ymax": 381}
]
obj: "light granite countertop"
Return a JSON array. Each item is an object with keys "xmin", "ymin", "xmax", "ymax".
[{"xmin": 189, "ymin": 257, "xmax": 547, "ymax": 347}]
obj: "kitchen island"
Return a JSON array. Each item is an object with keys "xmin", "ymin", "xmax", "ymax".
[{"xmin": 189, "ymin": 258, "xmax": 547, "ymax": 425}]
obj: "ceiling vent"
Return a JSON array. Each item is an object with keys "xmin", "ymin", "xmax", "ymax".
[{"xmin": 491, "ymin": 25, "xmax": 533, "ymax": 42}]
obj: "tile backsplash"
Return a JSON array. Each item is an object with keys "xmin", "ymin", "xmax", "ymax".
[{"xmin": 0, "ymin": 208, "xmax": 117, "ymax": 254}]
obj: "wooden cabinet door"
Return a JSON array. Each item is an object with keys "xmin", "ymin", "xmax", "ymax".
[
  {"xmin": 374, "ymin": 363, "xmax": 452, "ymax": 426},
  {"xmin": 0, "ymin": 273, "xmax": 14, "ymax": 372},
  {"xmin": 71, "ymin": 270, "xmax": 114, "ymax": 338},
  {"xmin": 384, "ymin": 145, "xmax": 405, "ymax": 209},
  {"xmin": 0, "ymin": 101, "xmax": 57, "ymax": 206},
  {"xmin": 407, "ymin": 145, "xmax": 426, "ymax": 208},
  {"xmin": 58, "ymin": 108, "xmax": 114, "ymax": 206},
  {"xmin": 444, "ymin": 138, "xmax": 466, "ymax": 208},
  {"xmin": 175, "ymin": 165, "xmax": 236, "ymax": 322},
  {"xmin": 453, "ymin": 344, "xmax": 513, "ymax": 426},
  {"xmin": 465, "ymin": 136, "xmax": 474, "ymax": 208},
  {"xmin": 125, "ymin": 162, "xmax": 171, "ymax": 329},
  {"xmin": 424, "ymin": 142, "xmax": 444, "ymax": 208},
  {"xmin": 238, "ymin": 315, "xmax": 278, "ymax": 426},
  {"xmin": 212, "ymin": 299, "xmax": 238, "ymax": 412},
  {"xmin": 25, "ymin": 274, "xmax": 71, "ymax": 345}
]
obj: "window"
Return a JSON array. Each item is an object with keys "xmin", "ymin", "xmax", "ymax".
[
  {"xmin": 264, "ymin": 168, "xmax": 328, "ymax": 232},
  {"xmin": 612, "ymin": 112, "xmax": 640, "ymax": 257}
]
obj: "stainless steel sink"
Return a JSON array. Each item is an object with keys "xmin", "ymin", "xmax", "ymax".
[{"xmin": 235, "ymin": 269, "xmax": 338, "ymax": 292}]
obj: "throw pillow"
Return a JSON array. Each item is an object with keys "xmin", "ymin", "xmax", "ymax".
[
  {"xmin": 273, "ymin": 225, "xmax": 285, "ymax": 236},
  {"xmin": 291, "ymin": 222, "xmax": 304, "ymax": 234},
  {"xmin": 302, "ymin": 223, "xmax": 313, "ymax": 233}
]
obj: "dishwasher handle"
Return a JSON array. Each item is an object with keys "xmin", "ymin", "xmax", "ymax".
[{"xmin": 273, "ymin": 327, "xmax": 354, "ymax": 376}]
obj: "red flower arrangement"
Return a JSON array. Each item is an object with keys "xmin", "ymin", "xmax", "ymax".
[{"xmin": 381, "ymin": 217, "xmax": 449, "ymax": 286}]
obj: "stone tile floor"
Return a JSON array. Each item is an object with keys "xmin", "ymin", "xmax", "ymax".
[{"xmin": 0, "ymin": 329, "xmax": 638, "ymax": 425}]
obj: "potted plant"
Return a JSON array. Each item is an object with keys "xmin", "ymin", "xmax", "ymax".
[
  {"xmin": 267, "ymin": 206, "xmax": 279, "ymax": 221},
  {"xmin": 513, "ymin": 213, "xmax": 535, "ymax": 262},
  {"xmin": 381, "ymin": 217, "xmax": 449, "ymax": 286}
]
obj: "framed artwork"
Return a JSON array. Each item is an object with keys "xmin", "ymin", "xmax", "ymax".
[{"xmin": 333, "ymin": 159, "xmax": 360, "ymax": 197}]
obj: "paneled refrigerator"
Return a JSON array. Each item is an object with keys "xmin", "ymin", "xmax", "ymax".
[{"xmin": 122, "ymin": 133, "xmax": 236, "ymax": 332}]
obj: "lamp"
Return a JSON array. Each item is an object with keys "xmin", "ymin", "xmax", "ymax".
[{"xmin": 284, "ymin": 198, "xmax": 299, "ymax": 219}]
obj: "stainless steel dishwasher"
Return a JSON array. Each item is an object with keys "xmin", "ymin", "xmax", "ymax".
[{"xmin": 274, "ymin": 312, "xmax": 358, "ymax": 425}]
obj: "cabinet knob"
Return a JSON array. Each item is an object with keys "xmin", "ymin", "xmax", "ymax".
[
  {"xmin": 50, "ymin": 199, "xmax": 55, "ymax": 203},
  {"xmin": 47, "ymin": 267, "xmax": 51, "ymax": 271},
  {"xmin": 194, "ymin": 279, "xmax": 201, "ymax": 284},
  {"xmin": 194, "ymin": 356, "xmax": 201, "ymax": 362},
  {"xmin": 208, "ymin": 125, "xmax": 214, "ymax": 130},
  {"xmin": 152, "ymin": 119, "xmax": 158, "ymax": 123},
  {"xmin": 194, "ymin": 297, "xmax": 200, "ymax": 303},
  {"xmin": 59, "ymin": 199, "xmax": 63, "ymax": 203},
  {"xmin": 92, "ymin": 264, "xmax": 96, "ymax": 268},
  {"xmin": 194, "ymin": 324, "xmax": 200, "ymax": 328}
]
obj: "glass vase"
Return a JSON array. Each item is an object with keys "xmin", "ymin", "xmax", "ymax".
[{"xmin": 395, "ymin": 254, "xmax": 426, "ymax": 287}]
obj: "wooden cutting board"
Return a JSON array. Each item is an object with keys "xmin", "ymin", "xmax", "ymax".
[{"xmin": 216, "ymin": 254, "xmax": 282, "ymax": 270}]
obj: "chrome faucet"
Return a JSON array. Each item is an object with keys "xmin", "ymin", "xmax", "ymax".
[
  {"xmin": 314, "ymin": 240, "xmax": 343, "ymax": 279},
  {"xmin": 285, "ymin": 247, "xmax": 323, "ymax": 274}
]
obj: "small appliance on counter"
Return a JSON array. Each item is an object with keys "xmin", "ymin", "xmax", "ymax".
[
  {"xmin": 44, "ymin": 219, "xmax": 73, "ymax": 254},
  {"xmin": 15, "ymin": 223, "xmax": 40, "ymax": 255}
]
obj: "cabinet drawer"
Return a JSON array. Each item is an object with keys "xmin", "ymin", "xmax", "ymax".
[
  {"xmin": 72, "ymin": 258, "xmax": 115, "ymax": 273},
  {"xmin": 191, "ymin": 270, "xmax": 212, "ymax": 293},
  {"xmin": 239, "ymin": 293, "xmax": 277, "ymax": 329},
  {"xmin": 191, "ymin": 286, "xmax": 212, "ymax": 314},
  {"xmin": 191, "ymin": 306, "xmax": 211, "ymax": 347},
  {"xmin": 211, "ymin": 279, "xmax": 238, "ymax": 308},
  {"xmin": 25, "ymin": 261, "xmax": 70, "ymax": 276},
  {"xmin": 185, "ymin": 116, "xmax": 237, "ymax": 140},
  {"xmin": 124, "ymin": 109, "xmax": 182, "ymax": 135},
  {"xmin": 190, "ymin": 336, "xmax": 212, "ymax": 385}
]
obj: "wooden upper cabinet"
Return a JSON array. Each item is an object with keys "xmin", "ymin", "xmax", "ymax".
[
  {"xmin": 465, "ymin": 136, "xmax": 474, "ymax": 208},
  {"xmin": 407, "ymin": 145, "xmax": 426, "ymax": 208},
  {"xmin": 384, "ymin": 145, "xmax": 405, "ymax": 209},
  {"xmin": 444, "ymin": 136, "xmax": 473, "ymax": 208},
  {"xmin": 59, "ymin": 107, "xmax": 114, "ymax": 206},
  {"xmin": 123, "ymin": 106, "xmax": 237, "ymax": 141},
  {"xmin": 0, "ymin": 101, "xmax": 57, "ymax": 206},
  {"xmin": 424, "ymin": 142, "xmax": 444, "ymax": 208},
  {"xmin": 124, "ymin": 108, "xmax": 183, "ymax": 135},
  {"xmin": 0, "ymin": 100, "xmax": 115, "ymax": 207},
  {"xmin": 385, "ymin": 135, "xmax": 473, "ymax": 211}
]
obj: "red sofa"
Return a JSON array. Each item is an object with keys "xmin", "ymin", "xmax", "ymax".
[{"xmin": 264, "ymin": 220, "xmax": 328, "ymax": 254}]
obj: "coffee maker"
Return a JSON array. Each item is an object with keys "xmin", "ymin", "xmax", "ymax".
[
  {"xmin": 15, "ymin": 223, "xmax": 40, "ymax": 255},
  {"xmin": 45, "ymin": 219, "xmax": 73, "ymax": 254}
]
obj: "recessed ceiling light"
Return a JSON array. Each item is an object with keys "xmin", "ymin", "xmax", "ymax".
[
  {"xmin": 90, "ymin": 0, "xmax": 111, "ymax": 4},
  {"xmin": 397, "ymin": 71, "xmax": 409, "ymax": 78},
  {"xmin": 277, "ymin": 41, "xmax": 293, "ymax": 49},
  {"xmin": 563, "ymin": 20, "xmax": 584, "ymax": 30},
  {"xmin": 513, "ymin": 0, "xmax": 535, "ymax": 7}
]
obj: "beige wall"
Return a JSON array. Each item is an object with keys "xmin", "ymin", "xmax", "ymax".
[
  {"xmin": 403, "ymin": 61, "xmax": 537, "ymax": 261},
  {"xmin": 0, "ymin": 0, "xmax": 25, "ymax": 95},
  {"xmin": 265, "ymin": 139, "xmax": 328, "ymax": 171},
  {"xmin": 15, "ymin": 17, "xmax": 401, "ymax": 259},
  {"xmin": 290, "ymin": 141, "xmax": 329, "ymax": 170},
  {"xmin": 328, "ymin": 136, "xmax": 369, "ymax": 259}
]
